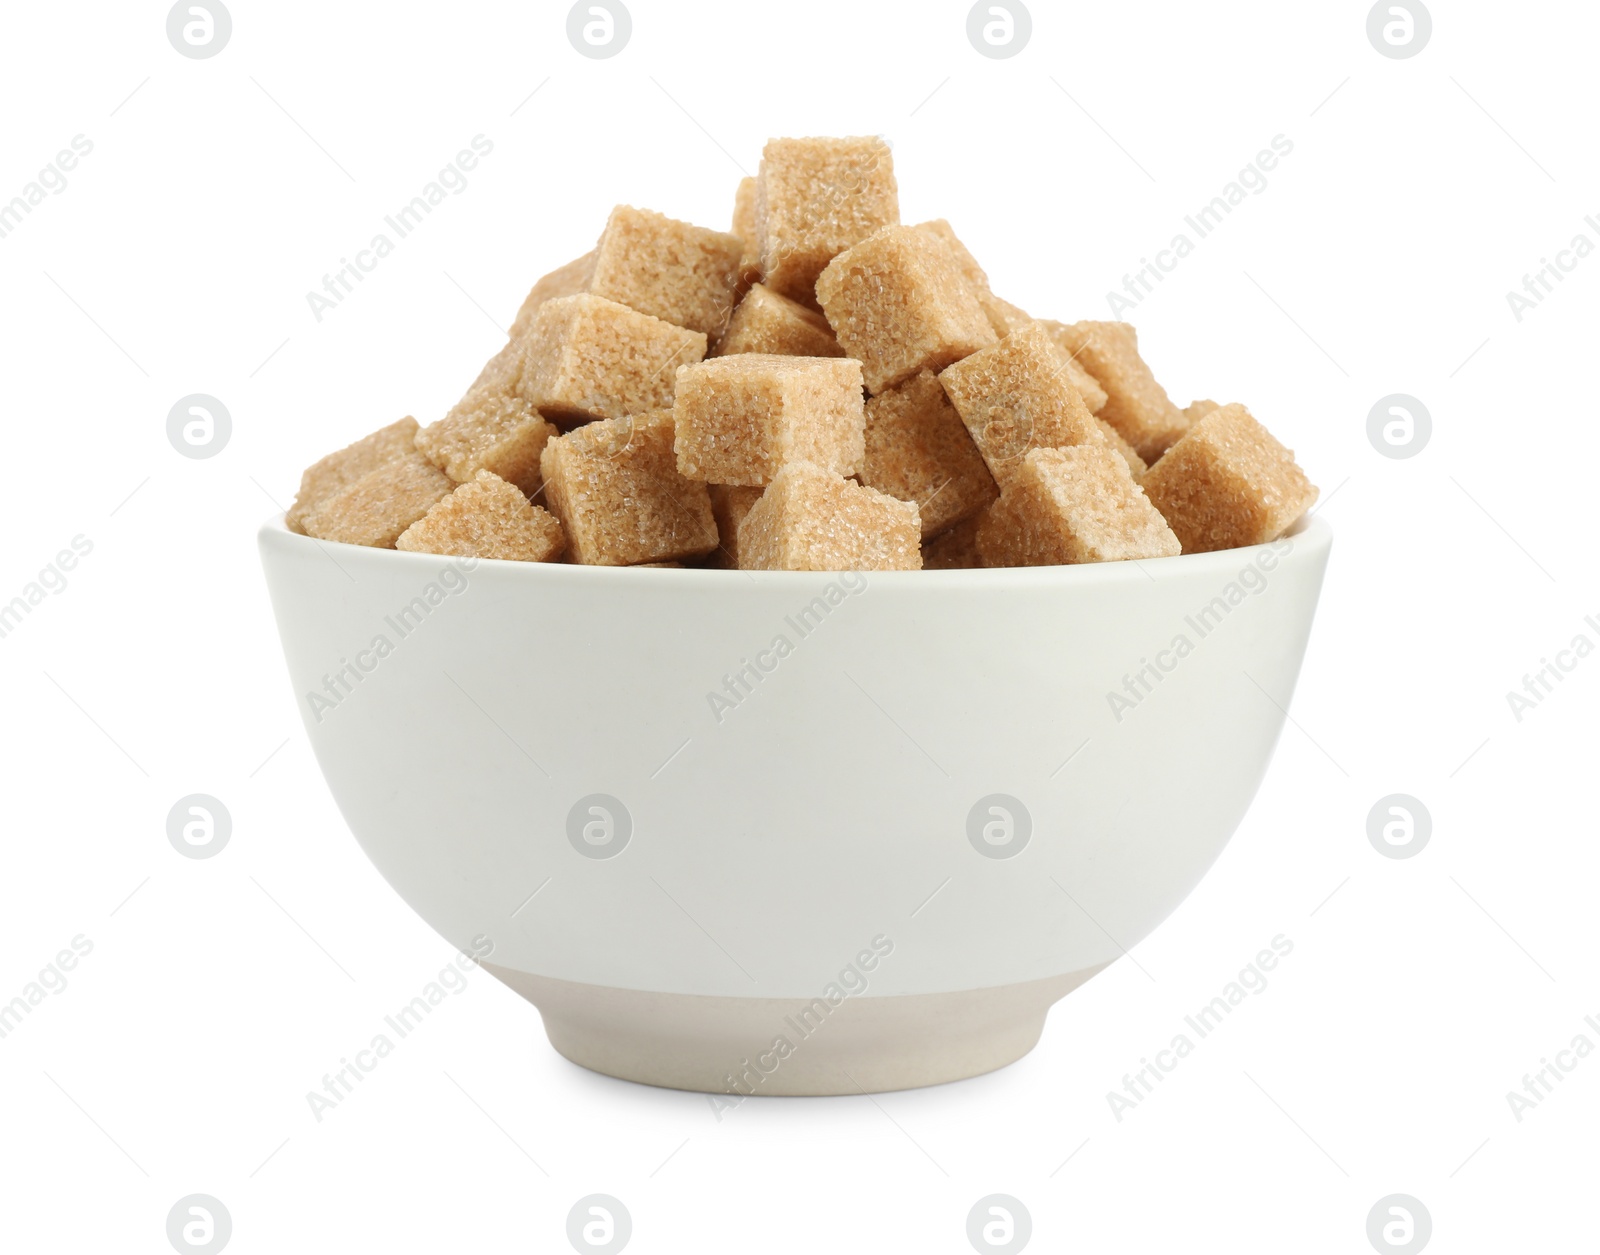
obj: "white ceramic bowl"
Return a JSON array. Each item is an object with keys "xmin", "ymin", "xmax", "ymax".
[{"xmin": 259, "ymin": 514, "xmax": 1331, "ymax": 1095}]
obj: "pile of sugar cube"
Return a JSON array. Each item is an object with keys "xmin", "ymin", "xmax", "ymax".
[{"xmin": 286, "ymin": 136, "xmax": 1317, "ymax": 570}]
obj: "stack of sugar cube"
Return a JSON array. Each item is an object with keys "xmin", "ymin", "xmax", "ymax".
[{"xmin": 287, "ymin": 137, "xmax": 1317, "ymax": 571}]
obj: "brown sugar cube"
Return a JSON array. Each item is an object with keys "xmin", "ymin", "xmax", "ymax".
[
  {"xmin": 914, "ymin": 219, "xmax": 1032, "ymax": 338},
  {"xmin": 1095, "ymin": 417, "xmax": 1148, "ymax": 478},
  {"xmin": 922, "ymin": 514, "xmax": 985, "ymax": 570},
  {"xmin": 466, "ymin": 336, "xmax": 524, "ymax": 395},
  {"xmin": 757, "ymin": 136, "xmax": 900, "ymax": 303},
  {"xmin": 539, "ymin": 410, "xmax": 719, "ymax": 565},
  {"xmin": 732, "ymin": 176, "xmax": 758, "ymax": 243},
  {"xmin": 507, "ymin": 209, "xmax": 743, "ymax": 344},
  {"xmin": 1034, "ymin": 321, "xmax": 1110, "ymax": 414},
  {"xmin": 713, "ymin": 284, "xmax": 844, "ymax": 358},
  {"xmin": 937, "ymin": 322, "xmax": 1107, "ymax": 491},
  {"xmin": 977, "ymin": 446, "xmax": 1180, "ymax": 567},
  {"xmin": 1140, "ymin": 404, "xmax": 1318, "ymax": 553},
  {"xmin": 520, "ymin": 294, "xmax": 706, "ymax": 423},
  {"xmin": 860, "ymin": 370, "xmax": 998, "ymax": 538},
  {"xmin": 508, "ymin": 251, "xmax": 597, "ymax": 342},
  {"xmin": 587, "ymin": 205, "xmax": 744, "ymax": 339},
  {"xmin": 416, "ymin": 403, "xmax": 554, "ymax": 499},
  {"xmin": 731, "ymin": 177, "xmax": 763, "ymax": 298},
  {"xmin": 1050, "ymin": 321, "xmax": 1189, "ymax": 461},
  {"xmin": 672, "ymin": 355, "xmax": 865, "ymax": 486},
  {"xmin": 299, "ymin": 447, "xmax": 453, "ymax": 548},
  {"xmin": 737, "ymin": 461, "xmax": 921, "ymax": 571},
  {"xmin": 286, "ymin": 417, "xmax": 420, "ymax": 534},
  {"xmin": 816, "ymin": 225, "xmax": 997, "ymax": 393},
  {"xmin": 396, "ymin": 470, "xmax": 564, "ymax": 562},
  {"xmin": 417, "ymin": 348, "xmax": 557, "ymax": 498},
  {"xmin": 707, "ymin": 483, "xmax": 763, "ymax": 568},
  {"xmin": 1184, "ymin": 399, "xmax": 1221, "ymax": 423}
]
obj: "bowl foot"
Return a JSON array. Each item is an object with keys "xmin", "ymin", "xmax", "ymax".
[{"xmin": 482, "ymin": 964, "xmax": 1105, "ymax": 1096}]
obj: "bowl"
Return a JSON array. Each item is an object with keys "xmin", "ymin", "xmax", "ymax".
[{"xmin": 258, "ymin": 513, "xmax": 1331, "ymax": 1096}]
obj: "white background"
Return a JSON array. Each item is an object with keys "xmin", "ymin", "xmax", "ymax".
[{"xmin": 1, "ymin": 1, "xmax": 1595, "ymax": 1251}]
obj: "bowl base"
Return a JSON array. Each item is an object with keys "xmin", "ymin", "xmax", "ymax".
[{"xmin": 482, "ymin": 963, "xmax": 1105, "ymax": 1096}]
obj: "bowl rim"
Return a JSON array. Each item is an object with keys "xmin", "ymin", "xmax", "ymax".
[{"xmin": 258, "ymin": 510, "xmax": 1331, "ymax": 589}]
